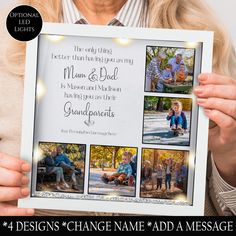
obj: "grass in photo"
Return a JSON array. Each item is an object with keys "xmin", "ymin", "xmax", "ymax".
[
  {"xmin": 140, "ymin": 148, "xmax": 189, "ymax": 201},
  {"xmin": 143, "ymin": 96, "xmax": 192, "ymax": 146},
  {"xmin": 36, "ymin": 142, "xmax": 86, "ymax": 193},
  {"xmin": 89, "ymin": 145, "xmax": 138, "ymax": 197},
  {"xmin": 145, "ymin": 46, "xmax": 195, "ymax": 94}
]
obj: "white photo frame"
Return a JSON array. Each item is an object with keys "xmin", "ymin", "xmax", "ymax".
[{"xmin": 19, "ymin": 23, "xmax": 213, "ymax": 216}]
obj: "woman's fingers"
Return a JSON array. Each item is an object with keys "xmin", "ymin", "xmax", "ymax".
[
  {"xmin": 194, "ymin": 84, "xmax": 236, "ymax": 99},
  {"xmin": 195, "ymin": 73, "xmax": 236, "ymax": 99},
  {"xmin": 197, "ymin": 98, "xmax": 236, "ymax": 120},
  {"xmin": 0, "ymin": 153, "xmax": 31, "ymax": 172},
  {"xmin": 198, "ymin": 73, "xmax": 236, "ymax": 85},
  {"xmin": 0, "ymin": 167, "xmax": 29, "ymax": 187},
  {"xmin": 0, "ymin": 187, "xmax": 30, "ymax": 202},
  {"xmin": 204, "ymin": 109, "xmax": 236, "ymax": 132},
  {"xmin": 0, "ymin": 203, "xmax": 34, "ymax": 216},
  {"xmin": 0, "ymin": 153, "xmax": 32, "ymax": 215}
]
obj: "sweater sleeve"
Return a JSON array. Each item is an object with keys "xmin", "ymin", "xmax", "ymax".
[
  {"xmin": 181, "ymin": 112, "xmax": 187, "ymax": 130},
  {"xmin": 209, "ymin": 155, "xmax": 236, "ymax": 215},
  {"xmin": 62, "ymin": 155, "xmax": 71, "ymax": 165},
  {"xmin": 116, "ymin": 165, "xmax": 121, "ymax": 173},
  {"xmin": 126, "ymin": 165, "xmax": 133, "ymax": 177},
  {"xmin": 166, "ymin": 115, "xmax": 171, "ymax": 121},
  {"xmin": 146, "ymin": 58, "xmax": 163, "ymax": 81}
]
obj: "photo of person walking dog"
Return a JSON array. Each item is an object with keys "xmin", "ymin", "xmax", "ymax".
[
  {"xmin": 143, "ymin": 96, "xmax": 192, "ymax": 146},
  {"xmin": 88, "ymin": 145, "xmax": 138, "ymax": 197},
  {"xmin": 140, "ymin": 148, "xmax": 189, "ymax": 201},
  {"xmin": 36, "ymin": 142, "xmax": 86, "ymax": 193},
  {"xmin": 145, "ymin": 46, "xmax": 195, "ymax": 94}
]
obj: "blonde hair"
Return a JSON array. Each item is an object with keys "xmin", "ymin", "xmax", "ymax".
[
  {"xmin": 2, "ymin": 0, "xmax": 236, "ymax": 78},
  {"xmin": 144, "ymin": 160, "xmax": 151, "ymax": 166},
  {"xmin": 172, "ymin": 100, "xmax": 183, "ymax": 112},
  {"xmin": 122, "ymin": 151, "xmax": 132, "ymax": 160}
]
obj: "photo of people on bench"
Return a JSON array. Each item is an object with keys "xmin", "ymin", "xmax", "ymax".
[
  {"xmin": 145, "ymin": 46, "xmax": 195, "ymax": 94},
  {"xmin": 36, "ymin": 142, "xmax": 86, "ymax": 193}
]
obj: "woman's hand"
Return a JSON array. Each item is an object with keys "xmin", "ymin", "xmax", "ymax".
[
  {"xmin": 194, "ymin": 73, "xmax": 236, "ymax": 187},
  {"xmin": 0, "ymin": 153, "xmax": 35, "ymax": 216}
]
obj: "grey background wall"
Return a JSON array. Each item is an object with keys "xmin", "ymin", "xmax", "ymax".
[{"xmin": 206, "ymin": 0, "xmax": 236, "ymax": 49}]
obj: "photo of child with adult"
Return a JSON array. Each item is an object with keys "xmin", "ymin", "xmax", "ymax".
[
  {"xmin": 140, "ymin": 149, "xmax": 188, "ymax": 201},
  {"xmin": 145, "ymin": 47, "xmax": 194, "ymax": 94}
]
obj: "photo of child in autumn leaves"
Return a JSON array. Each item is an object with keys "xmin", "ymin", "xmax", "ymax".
[
  {"xmin": 88, "ymin": 145, "xmax": 138, "ymax": 197},
  {"xmin": 141, "ymin": 148, "xmax": 188, "ymax": 201}
]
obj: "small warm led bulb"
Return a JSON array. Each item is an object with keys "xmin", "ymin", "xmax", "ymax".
[
  {"xmin": 114, "ymin": 38, "xmax": 132, "ymax": 46},
  {"xmin": 174, "ymin": 194, "xmax": 187, "ymax": 202},
  {"xmin": 46, "ymin": 35, "xmax": 65, "ymax": 43},
  {"xmin": 188, "ymin": 151, "xmax": 195, "ymax": 170},
  {"xmin": 33, "ymin": 147, "xmax": 44, "ymax": 163},
  {"xmin": 36, "ymin": 79, "xmax": 46, "ymax": 100},
  {"xmin": 106, "ymin": 193, "xmax": 119, "ymax": 199},
  {"xmin": 185, "ymin": 42, "xmax": 199, "ymax": 48}
]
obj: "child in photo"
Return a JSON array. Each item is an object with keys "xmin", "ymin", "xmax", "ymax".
[
  {"xmin": 164, "ymin": 158, "xmax": 173, "ymax": 191},
  {"xmin": 101, "ymin": 151, "xmax": 133, "ymax": 186},
  {"xmin": 166, "ymin": 101, "xmax": 187, "ymax": 130},
  {"xmin": 162, "ymin": 64, "xmax": 173, "ymax": 83},
  {"xmin": 156, "ymin": 64, "xmax": 173, "ymax": 92},
  {"xmin": 175, "ymin": 63, "xmax": 187, "ymax": 82},
  {"xmin": 156, "ymin": 164, "xmax": 163, "ymax": 191}
]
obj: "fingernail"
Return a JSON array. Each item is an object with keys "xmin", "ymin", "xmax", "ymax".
[
  {"xmin": 26, "ymin": 209, "xmax": 35, "ymax": 215},
  {"xmin": 204, "ymin": 109, "xmax": 212, "ymax": 114},
  {"xmin": 197, "ymin": 98, "xmax": 206, "ymax": 103},
  {"xmin": 21, "ymin": 187, "xmax": 30, "ymax": 196},
  {"xmin": 194, "ymin": 87, "xmax": 203, "ymax": 93},
  {"xmin": 198, "ymin": 73, "xmax": 208, "ymax": 81},
  {"xmin": 21, "ymin": 176, "xmax": 29, "ymax": 185},
  {"xmin": 21, "ymin": 163, "xmax": 31, "ymax": 172},
  {"xmin": 198, "ymin": 74, "xmax": 205, "ymax": 81}
]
